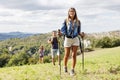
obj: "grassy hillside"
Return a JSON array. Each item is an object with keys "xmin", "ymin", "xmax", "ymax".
[{"xmin": 0, "ymin": 47, "xmax": 120, "ymax": 80}]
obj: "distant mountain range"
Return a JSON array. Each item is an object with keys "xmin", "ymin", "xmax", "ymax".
[
  {"xmin": 0, "ymin": 32, "xmax": 35, "ymax": 40},
  {"xmin": 0, "ymin": 30, "xmax": 120, "ymax": 41}
]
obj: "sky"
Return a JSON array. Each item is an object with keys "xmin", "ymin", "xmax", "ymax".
[{"xmin": 0, "ymin": 0, "xmax": 120, "ymax": 33}]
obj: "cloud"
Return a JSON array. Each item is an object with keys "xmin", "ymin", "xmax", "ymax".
[
  {"xmin": 0, "ymin": 0, "xmax": 120, "ymax": 11},
  {"xmin": 0, "ymin": 0, "xmax": 77, "ymax": 10},
  {"xmin": 0, "ymin": 0, "xmax": 39, "ymax": 10},
  {"xmin": 0, "ymin": 0, "xmax": 120, "ymax": 33},
  {"xmin": 0, "ymin": 12, "xmax": 13, "ymax": 17},
  {"xmin": 105, "ymin": 4, "xmax": 120, "ymax": 12}
]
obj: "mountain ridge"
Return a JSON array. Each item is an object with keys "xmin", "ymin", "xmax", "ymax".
[
  {"xmin": 0, "ymin": 31, "xmax": 36, "ymax": 40},
  {"xmin": 0, "ymin": 30, "xmax": 120, "ymax": 41}
]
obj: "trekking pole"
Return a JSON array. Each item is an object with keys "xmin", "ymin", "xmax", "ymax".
[
  {"xmin": 79, "ymin": 32, "xmax": 85, "ymax": 71},
  {"xmin": 58, "ymin": 29, "xmax": 61, "ymax": 75},
  {"xmin": 81, "ymin": 32, "xmax": 85, "ymax": 71},
  {"xmin": 59, "ymin": 41, "xmax": 61, "ymax": 75}
]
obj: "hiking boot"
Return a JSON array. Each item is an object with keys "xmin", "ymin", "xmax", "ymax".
[
  {"xmin": 70, "ymin": 69, "xmax": 75, "ymax": 76},
  {"xmin": 64, "ymin": 67, "xmax": 68, "ymax": 73}
]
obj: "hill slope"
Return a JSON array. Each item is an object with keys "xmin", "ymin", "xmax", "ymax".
[{"xmin": 0, "ymin": 47, "xmax": 120, "ymax": 80}]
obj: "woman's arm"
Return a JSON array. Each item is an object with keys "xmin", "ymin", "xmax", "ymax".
[{"xmin": 61, "ymin": 20, "xmax": 67, "ymax": 36}]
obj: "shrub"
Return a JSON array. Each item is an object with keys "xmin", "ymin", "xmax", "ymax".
[
  {"xmin": 7, "ymin": 52, "xmax": 30, "ymax": 66},
  {"xmin": 0, "ymin": 54, "xmax": 10, "ymax": 67},
  {"xmin": 112, "ymin": 38, "xmax": 120, "ymax": 47},
  {"xmin": 28, "ymin": 57, "xmax": 38, "ymax": 64},
  {"xmin": 96, "ymin": 37, "xmax": 112, "ymax": 48},
  {"xmin": 28, "ymin": 53, "xmax": 39, "ymax": 64},
  {"xmin": 43, "ymin": 56, "xmax": 51, "ymax": 63}
]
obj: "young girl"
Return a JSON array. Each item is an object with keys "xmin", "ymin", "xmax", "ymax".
[{"xmin": 39, "ymin": 46, "xmax": 44, "ymax": 63}]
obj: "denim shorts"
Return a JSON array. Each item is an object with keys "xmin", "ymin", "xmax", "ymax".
[
  {"xmin": 64, "ymin": 36, "xmax": 79, "ymax": 47},
  {"xmin": 51, "ymin": 49, "xmax": 60, "ymax": 58}
]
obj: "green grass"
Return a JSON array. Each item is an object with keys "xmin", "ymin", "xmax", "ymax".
[{"xmin": 0, "ymin": 47, "xmax": 120, "ymax": 80}]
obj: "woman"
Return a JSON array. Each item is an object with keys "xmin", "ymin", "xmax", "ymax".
[{"xmin": 59, "ymin": 7, "xmax": 84, "ymax": 75}]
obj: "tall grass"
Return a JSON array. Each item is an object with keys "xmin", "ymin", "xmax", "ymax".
[{"xmin": 0, "ymin": 47, "xmax": 120, "ymax": 80}]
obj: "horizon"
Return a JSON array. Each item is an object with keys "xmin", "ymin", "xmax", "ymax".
[
  {"xmin": 0, "ymin": 0, "xmax": 120, "ymax": 33},
  {"xmin": 0, "ymin": 29, "xmax": 120, "ymax": 34}
]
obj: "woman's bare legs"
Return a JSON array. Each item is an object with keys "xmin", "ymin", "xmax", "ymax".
[
  {"xmin": 64, "ymin": 47, "xmax": 70, "ymax": 67},
  {"xmin": 71, "ymin": 46, "xmax": 78, "ymax": 69}
]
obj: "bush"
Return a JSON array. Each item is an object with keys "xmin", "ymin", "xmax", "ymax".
[
  {"xmin": 28, "ymin": 53, "xmax": 39, "ymax": 64},
  {"xmin": 28, "ymin": 57, "xmax": 38, "ymax": 64},
  {"xmin": 7, "ymin": 52, "xmax": 30, "ymax": 66},
  {"xmin": 43, "ymin": 56, "xmax": 51, "ymax": 63},
  {"xmin": 95, "ymin": 37, "xmax": 120, "ymax": 48},
  {"xmin": 112, "ymin": 38, "xmax": 120, "ymax": 47},
  {"xmin": 90, "ymin": 39, "xmax": 99, "ymax": 49},
  {"xmin": 96, "ymin": 37, "xmax": 112, "ymax": 48},
  {"xmin": 0, "ymin": 54, "xmax": 10, "ymax": 67}
]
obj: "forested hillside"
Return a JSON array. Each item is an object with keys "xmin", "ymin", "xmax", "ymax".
[
  {"xmin": 0, "ymin": 30, "xmax": 120, "ymax": 67},
  {"xmin": 0, "ymin": 32, "xmax": 52, "ymax": 55}
]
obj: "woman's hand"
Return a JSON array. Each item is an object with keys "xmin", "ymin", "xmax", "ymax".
[{"xmin": 80, "ymin": 32, "xmax": 85, "ymax": 38}]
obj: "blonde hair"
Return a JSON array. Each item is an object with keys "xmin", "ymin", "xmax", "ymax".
[{"xmin": 66, "ymin": 7, "xmax": 79, "ymax": 26}]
